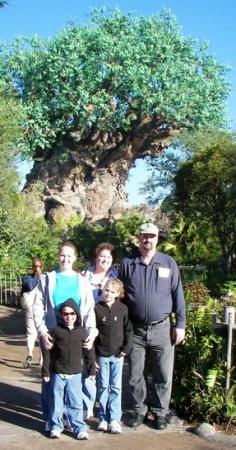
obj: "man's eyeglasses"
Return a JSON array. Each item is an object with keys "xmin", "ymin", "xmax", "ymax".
[{"xmin": 62, "ymin": 312, "xmax": 76, "ymax": 316}]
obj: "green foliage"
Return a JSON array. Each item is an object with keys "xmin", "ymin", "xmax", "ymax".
[
  {"xmin": 173, "ymin": 290, "xmax": 229, "ymax": 423},
  {"xmin": 172, "ymin": 131, "xmax": 236, "ymax": 272},
  {"xmin": 145, "ymin": 130, "xmax": 236, "ymax": 274},
  {"xmin": 159, "ymin": 213, "xmax": 221, "ymax": 265},
  {"xmin": 0, "ymin": 193, "xmax": 62, "ymax": 274},
  {"xmin": 67, "ymin": 212, "xmax": 144, "ymax": 269},
  {"xmin": 0, "ymin": 9, "xmax": 229, "ymax": 158},
  {"xmin": 0, "ymin": 85, "xmax": 61, "ymax": 273}
]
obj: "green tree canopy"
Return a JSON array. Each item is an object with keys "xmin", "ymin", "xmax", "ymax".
[
  {"xmin": 0, "ymin": 9, "xmax": 230, "ymax": 159},
  {"xmin": 154, "ymin": 131, "xmax": 236, "ymax": 273}
]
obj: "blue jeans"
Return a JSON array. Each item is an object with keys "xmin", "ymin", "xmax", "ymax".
[
  {"xmin": 82, "ymin": 374, "xmax": 96, "ymax": 414},
  {"xmin": 97, "ymin": 355, "xmax": 124, "ymax": 422},
  {"xmin": 129, "ymin": 318, "xmax": 175, "ymax": 417},
  {"xmin": 50, "ymin": 372, "xmax": 87, "ymax": 434}
]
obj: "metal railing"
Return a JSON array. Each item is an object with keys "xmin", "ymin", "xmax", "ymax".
[{"xmin": 0, "ymin": 271, "xmax": 23, "ymax": 307}]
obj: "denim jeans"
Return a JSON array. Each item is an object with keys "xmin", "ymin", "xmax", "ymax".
[
  {"xmin": 49, "ymin": 372, "xmax": 87, "ymax": 434},
  {"xmin": 97, "ymin": 354, "xmax": 124, "ymax": 422},
  {"xmin": 82, "ymin": 374, "xmax": 97, "ymax": 414},
  {"xmin": 129, "ymin": 318, "xmax": 175, "ymax": 417}
]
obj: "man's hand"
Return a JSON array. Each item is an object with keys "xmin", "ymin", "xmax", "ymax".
[
  {"xmin": 172, "ymin": 327, "xmax": 185, "ymax": 345},
  {"xmin": 42, "ymin": 332, "xmax": 54, "ymax": 350},
  {"xmin": 83, "ymin": 335, "xmax": 95, "ymax": 350},
  {"xmin": 95, "ymin": 361, "xmax": 100, "ymax": 372}
]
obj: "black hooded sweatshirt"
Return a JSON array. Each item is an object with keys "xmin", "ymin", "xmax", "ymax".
[{"xmin": 42, "ymin": 299, "xmax": 96, "ymax": 377}]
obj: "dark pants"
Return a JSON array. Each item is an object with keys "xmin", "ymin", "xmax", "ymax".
[{"xmin": 129, "ymin": 318, "xmax": 175, "ymax": 417}]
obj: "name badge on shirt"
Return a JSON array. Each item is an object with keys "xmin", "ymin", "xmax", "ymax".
[{"xmin": 158, "ymin": 267, "xmax": 170, "ymax": 278}]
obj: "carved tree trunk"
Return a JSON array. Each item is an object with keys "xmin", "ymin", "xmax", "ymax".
[{"xmin": 23, "ymin": 118, "xmax": 180, "ymax": 223}]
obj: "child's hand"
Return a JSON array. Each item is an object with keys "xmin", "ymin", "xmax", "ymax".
[{"xmin": 43, "ymin": 376, "xmax": 50, "ymax": 383}]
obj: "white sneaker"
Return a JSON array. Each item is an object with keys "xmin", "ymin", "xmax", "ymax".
[
  {"xmin": 77, "ymin": 431, "xmax": 89, "ymax": 440},
  {"xmin": 109, "ymin": 420, "xmax": 122, "ymax": 434},
  {"xmin": 97, "ymin": 420, "xmax": 108, "ymax": 432},
  {"xmin": 50, "ymin": 429, "xmax": 61, "ymax": 438}
]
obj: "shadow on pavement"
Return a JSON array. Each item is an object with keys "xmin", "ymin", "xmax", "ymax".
[{"xmin": 0, "ymin": 381, "xmax": 43, "ymax": 432}]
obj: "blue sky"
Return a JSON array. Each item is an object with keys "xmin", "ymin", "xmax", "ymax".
[{"xmin": 1, "ymin": 0, "xmax": 236, "ymax": 204}]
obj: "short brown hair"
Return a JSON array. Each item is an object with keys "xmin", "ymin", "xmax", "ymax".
[
  {"xmin": 104, "ymin": 278, "xmax": 124, "ymax": 299},
  {"xmin": 94, "ymin": 242, "xmax": 115, "ymax": 259}
]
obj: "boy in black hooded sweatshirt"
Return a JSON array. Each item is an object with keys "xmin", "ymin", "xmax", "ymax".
[{"xmin": 42, "ymin": 298, "xmax": 96, "ymax": 440}]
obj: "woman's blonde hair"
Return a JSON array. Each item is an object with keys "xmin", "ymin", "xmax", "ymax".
[{"xmin": 104, "ymin": 278, "xmax": 124, "ymax": 299}]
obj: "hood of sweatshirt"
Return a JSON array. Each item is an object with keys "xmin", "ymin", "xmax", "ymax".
[{"xmin": 59, "ymin": 298, "xmax": 81, "ymax": 326}]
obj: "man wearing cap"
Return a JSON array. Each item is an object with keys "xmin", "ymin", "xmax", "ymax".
[{"xmin": 119, "ymin": 222, "xmax": 185, "ymax": 430}]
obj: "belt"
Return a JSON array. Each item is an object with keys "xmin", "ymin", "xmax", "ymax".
[{"xmin": 134, "ymin": 317, "xmax": 169, "ymax": 328}]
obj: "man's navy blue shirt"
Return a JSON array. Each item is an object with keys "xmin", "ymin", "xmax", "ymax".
[{"xmin": 119, "ymin": 251, "xmax": 185, "ymax": 329}]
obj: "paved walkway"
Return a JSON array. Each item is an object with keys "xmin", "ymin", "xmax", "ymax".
[{"xmin": 0, "ymin": 306, "xmax": 234, "ymax": 450}]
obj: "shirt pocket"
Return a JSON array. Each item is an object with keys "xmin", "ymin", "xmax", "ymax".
[{"xmin": 156, "ymin": 267, "xmax": 171, "ymax": 293}]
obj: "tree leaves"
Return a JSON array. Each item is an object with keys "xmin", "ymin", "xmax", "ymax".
[{"xmin": 0, "ymin": 9, "xmax": 230, "ymax": 158}]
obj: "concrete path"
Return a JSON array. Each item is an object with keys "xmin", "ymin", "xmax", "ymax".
[{"xmin": 0, "ymin": 305, "xmax": 234, "ymax": 450}]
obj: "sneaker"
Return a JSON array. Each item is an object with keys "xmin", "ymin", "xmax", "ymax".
[
  {"xmin": 23, "ymin": 355, "xmax": 32, "ymax": 369},
  {"xmin": 109, "ymin": 420, "xmax": 122, "ymax": 434},
  {"xmin": 97, "ymin": 420, "xmax": 108, "ymax": 432},
  {"xmin": 77, "ymin": 431, "xmax": 89, "ymax": 440},
  {"xmin": 50, "ymin": 429, "xmax": 61, "ymax": 438}
]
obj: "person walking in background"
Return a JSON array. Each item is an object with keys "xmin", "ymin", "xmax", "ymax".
[
  {"xmin": 21, "ymin": 257, "xmax": 43, "ymax": 368},
  {"xmin": 42, "ymin": 299, "xmax": 96, "ymax": 440},
  {"xmin": 119, "ymin": 223, "xmax": 186, "ymax": 430},
  {"xmin": 95, "ymin": 278, "xmax": 133, "ymax": 434},
  {"xmin": 33, "ymin": 240, "xmax": 97, "ymax": 431},
  {"xmin": 82, "ymin": 242, "xmax": 118, "ymax": 419}
]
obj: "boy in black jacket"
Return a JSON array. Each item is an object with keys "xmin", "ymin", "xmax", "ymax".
[
  {"xmin": 95, "ymin": 278, "xmax": 133, "ymax": 434},
  {"xmin": 42, "ymin": 298, "xmax": 95, "ymax": 440}
]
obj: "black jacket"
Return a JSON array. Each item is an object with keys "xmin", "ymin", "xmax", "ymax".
[
  {"xmin": 42, "ymin": 299, "xmax": 96, "ymax": 377},
  {"xmin": 95, "ymin": 300, "xmax": 133, "ymax": 357}
]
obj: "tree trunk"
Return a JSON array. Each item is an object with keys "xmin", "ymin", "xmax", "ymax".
[{"xmin": 23, "ymin": 119, "xmax": 179, "ymax": 223}]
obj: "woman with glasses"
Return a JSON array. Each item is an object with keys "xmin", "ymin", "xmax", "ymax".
[
  {"xmin": 82, "ymin": 242, "xmax": 118, "ymax": 419},
  {"xmin": 33, "ymin": 241, "xmax": 97, "ymax": 432},
  {"xmin": 21, "ymin": 257, "xmax": 43, "ymax": 368}
]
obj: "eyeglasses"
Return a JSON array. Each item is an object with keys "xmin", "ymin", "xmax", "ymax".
[
  {"xmin": 33, "ymin": 265, "xmax": 42, "ymax": 268},
  {"xmin": 62, "ymin": 312, "xmax": 76, "ymax": 316}
]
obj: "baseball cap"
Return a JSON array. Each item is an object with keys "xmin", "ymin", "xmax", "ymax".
[{"xmin": 139, "ymin": 223, "xmax": 159, "ymax": 235}]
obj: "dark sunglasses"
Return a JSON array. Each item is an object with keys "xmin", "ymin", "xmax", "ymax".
[
  {"xmin": 34, "ymin": 265, "xmax": 42, "ymax": 268},
  {"xmin": 62, "ymin": 312, "xmax": 76, "ymax": 316}
]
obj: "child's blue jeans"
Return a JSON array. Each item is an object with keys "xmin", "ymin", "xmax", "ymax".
[
  {"xmin": 97, "ymin": 354, "xmax": 124, "ymax": 422},
  {"xmin": 50, "ymin": 372, "xmax": 87, "ymax": 434}
]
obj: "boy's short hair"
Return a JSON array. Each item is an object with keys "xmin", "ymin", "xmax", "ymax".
[{"xmin": 104, "ymin": 278, "xmax": 124, "ymax": 299}]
